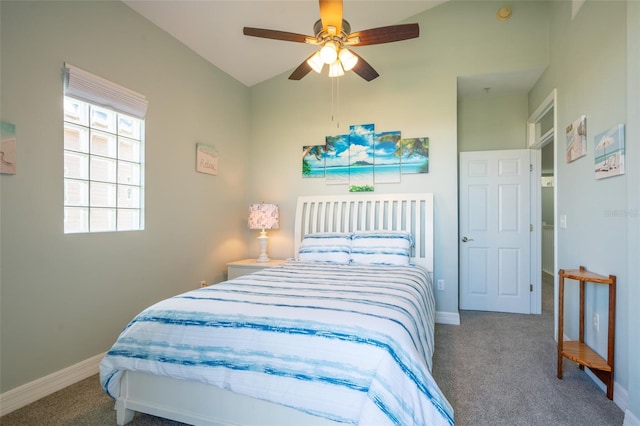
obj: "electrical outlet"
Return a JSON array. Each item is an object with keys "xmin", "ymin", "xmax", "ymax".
[
  {"xmin": 200, "ymin": 280, "xmax": 207, "ymax": 288},
  {"xmin": 437, "ymin": 279, "xmax": 445, "ymax": 291},
  {"xmin": 592, "ymin": 313, "xmax": 600, "ymax": 332}
]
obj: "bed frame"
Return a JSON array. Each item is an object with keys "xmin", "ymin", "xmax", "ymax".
[{"xmin": 113, "ymin": 192, "xmax": 434, "ymax": 425}]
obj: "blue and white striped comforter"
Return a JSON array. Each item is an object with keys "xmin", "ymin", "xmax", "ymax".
[{"xmin": 100, "ymin": 262, "xmax": 454, "ymax": 425}]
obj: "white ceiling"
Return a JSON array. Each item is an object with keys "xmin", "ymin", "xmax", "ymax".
[
  {"xmin": 123, "ymin": 0, "xmax": 544, "ymax": 96},
  {"xmin": 122, "ymin": 0, "xmax": 448, "ymax": 87}
]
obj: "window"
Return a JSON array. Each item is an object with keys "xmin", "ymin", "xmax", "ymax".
[
  {"xmin": 62, "ymin": 63, "xmax": 148, "ymax": 234},
  {"xmin": 64, "ymin": 97, "xmax": 144, "ymax": 233}
]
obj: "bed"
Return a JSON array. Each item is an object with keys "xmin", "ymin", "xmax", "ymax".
[{"xmin": 99, "ymin": 193, "xmax": 454, "ymax": 425}]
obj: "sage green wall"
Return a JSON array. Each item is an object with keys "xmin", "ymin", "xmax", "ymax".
[
  {"xmin": 528, "ymin": 0, "xmax": 637, "ymax": 415},
  {"xmin": 0, "ymin": 1, "xmax": 250, "ymax": 393},
  {"xmin": 624, "ymin": 1, "xmax": 640, "ymax": 422},
  {"xmin": 247, "ymin": 0, "xmax": 549, "ymax": 316},
  {"xmin": 458, "ymin": 94, "xmax": 529, "ymax": 152}
]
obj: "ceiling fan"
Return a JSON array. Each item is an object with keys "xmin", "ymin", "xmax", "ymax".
[{"xmin": 243, "ymin": 0, "xmax": 420, "ymax": 81}]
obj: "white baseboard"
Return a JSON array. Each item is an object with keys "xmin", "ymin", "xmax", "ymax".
[
  {"xmin": 624, "ymin": 408, "xmax": 640, "ymax": 426},
  {"xmin": 436, "ymin": 310, "xmax": 460, "ymax": 325},
  {"xmin": 0, "ymin": 352, "xmax": 106, "ymax": 417},
  {"xmin": 583, "ymin": 362, "xmax": 628, "ymax": 413}
]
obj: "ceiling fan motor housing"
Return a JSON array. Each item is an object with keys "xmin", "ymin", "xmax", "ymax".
[{"xmin": 313, "ymin": 19, "xmax": 351, "ymax": 42}]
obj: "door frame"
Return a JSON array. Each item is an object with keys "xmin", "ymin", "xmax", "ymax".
[{"xmin": 527, "ymin": 89, "xmax": 558, "ymax": 320}]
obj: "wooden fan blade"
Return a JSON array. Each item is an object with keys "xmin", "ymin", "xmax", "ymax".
[
  {"xmin": 319, "ymin": 0, "xmax": 343, "ymax": 35},
  {"xmin": 288, "ymin": 53, "xmax": 316, "ymax": 80},
  {"xmin": 243, "ymin": 27, "xmax": 310, "ymax": 43},
  {"xmin": 350, "ymin": 51, "xmax": 379, "ymax": 81},
  {"xmin": 347, "ymin": 23, "xmax": 419, "ymax": 46}
]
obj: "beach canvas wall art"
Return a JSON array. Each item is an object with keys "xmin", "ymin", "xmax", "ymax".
[
  {"xmin": 301, "ymin": 123, "xmax": 429, "ymax": 191},
  {"xmin": 302, "ymin": 145, "xmax": 326, "ymax": 178},
  {"xmin": 400, "ymin": 137, "xmax": 429, "ymax": 174},
  {"xmin": 324, "ymin": 134, "xmax": 350, "ymax": 185},
  {"xmin": 1, "ymin": 122, "xmax": 16, "ymax": 175},
  {"xmin": 374, "ymin": 131, "xmax": 402, "ymax": 184},
  {"xmin": 594, "ymin": 123, "xmax": 625, "ymax": 180},
  {"xmin": 348, "ymin": 124, "xmax": 375, "ymax": 192}
]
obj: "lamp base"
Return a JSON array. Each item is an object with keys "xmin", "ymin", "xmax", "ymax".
[{"xmin": 256, "ymin": 231, "xmax": 270, "ymax": 263}]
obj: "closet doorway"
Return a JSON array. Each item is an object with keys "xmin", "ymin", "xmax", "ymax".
[{"xmin": 528, "ymin": 89, "xmax": 557, "ymax": 325}]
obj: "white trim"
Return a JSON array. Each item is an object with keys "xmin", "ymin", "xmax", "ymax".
[
  {"xmin": 584, "ymin": 368, "xmax": 629, "ymax": 413},
  {"xmin": 435, "ymin": 311, "xmax": 460, "ymax": 325},
  {"xmin": 624, "ymin": 408, "xmax": 640, "ymax": 426},
  {"xmin": 527, "ymin": 89, "xmax": 556, "ymax": 149},
  {"xmin": 530, "ymin": 149, "xmax": 542, "ymax": 314},
  {"xmin": 0, "ymin": 352, "xmax": 106, "ymax": 417}
]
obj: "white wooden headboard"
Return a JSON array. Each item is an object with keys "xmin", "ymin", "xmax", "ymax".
[{"xmin": 294, "ymin": 193, "xmax": 434, "ymax": 273}]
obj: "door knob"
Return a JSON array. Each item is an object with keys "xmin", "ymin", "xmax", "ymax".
[{"xmin": 461, "ymin": 236, "xmax": 474, "ymax": 242}]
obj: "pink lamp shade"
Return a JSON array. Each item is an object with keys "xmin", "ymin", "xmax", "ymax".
[
  {"xmin": 248, "ymin": 203, "xmax": 279, "ymax": 262},
  {"xmin": 248, "ymin": 203, "xmax": 279, "ymax": 230}
]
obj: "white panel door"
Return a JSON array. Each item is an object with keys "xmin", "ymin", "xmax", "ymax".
[{"xmin": 460, "ymin": 149, "xmax": 532, "ymax": 314}]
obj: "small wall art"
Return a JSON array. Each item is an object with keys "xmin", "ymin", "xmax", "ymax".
[
  {"xmin": 594, "ymin": 123, "xmax": 625, "ymax": 180},
  {"xmin": 1, "ymin": 121, "xmax": 16, "ymax": 175},
  {"xmin": 196, "ymin": 143, "xmax": 218, "ymax": 176},
  {"xmin": 565, "ymin": 115, "xmax": 587, "ymax": 163}
]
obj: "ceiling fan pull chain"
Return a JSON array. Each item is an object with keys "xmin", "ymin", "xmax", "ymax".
[
  {"xmin": 336, "ymin": 77, "xmax": 340, "ymax": 129},
  {"xmin": 331, "ymin": 77, "xmax": 336, "ymax": 127}
]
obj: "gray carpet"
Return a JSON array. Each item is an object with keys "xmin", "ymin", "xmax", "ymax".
[
  {"xmin": 1, "ymin": 274, "xmax": 624, "ymax": 425},
  {"xmin": 433, "ymin": 273, "xmax": 623, "ymax": 425}
]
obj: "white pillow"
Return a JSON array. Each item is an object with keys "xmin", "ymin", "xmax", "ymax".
[
  {"xmin": 351, "ymin": 230, "xmax": 414, "ymax": 266},
  {"xmin": 298, "ymin": 232, "xmax": 353, "ymax": 264}
]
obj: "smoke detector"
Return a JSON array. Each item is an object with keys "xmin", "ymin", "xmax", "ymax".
[{"xmin": 497, "ymin": 6, "xmax": 512, "ymax": 21}]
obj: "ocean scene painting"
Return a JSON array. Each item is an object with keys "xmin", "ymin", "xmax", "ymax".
[
  {"xmin": 348, "ymin": 124, "xmax": 375, "ymax": 191},
  {"xmin": 594, "ymin": 123, "xmax": 625, "ymax": 180},
  {"xmin": 374, "ymin": 131, "xmax": 401, "ymax": 184},
  {"xmin": 401, "ymin": 137, "xmax": 429, "ymax": 174},
  {"xmin": 301, "ymin": 123, "xmax": 430, "ymax": 190},
  {"xmin": 324, "ymin": 134, "xmax": 350, "ymax": 185},
  {"xmin": 302, "ymin": 145, "xmax": 326, "ymax": 178}
]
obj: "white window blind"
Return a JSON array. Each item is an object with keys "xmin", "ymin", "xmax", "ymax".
[{"xmin": 63, "ymin": 63, "xmax": 148, "ymax": 119}]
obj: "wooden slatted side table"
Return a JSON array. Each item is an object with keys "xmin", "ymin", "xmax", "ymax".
[{"xmin": 557, "ymin": 265, "xmax": 616, "ymax": 400}]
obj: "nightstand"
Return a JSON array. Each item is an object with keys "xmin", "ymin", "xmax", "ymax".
[{"xmin": 227, "ymin": 258, "xmax": 287, "ymax": 280}]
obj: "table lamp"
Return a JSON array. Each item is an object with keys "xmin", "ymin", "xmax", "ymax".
[{"xmin": 248, "ymin": 203, "xmax": 279, "ymax": 262}]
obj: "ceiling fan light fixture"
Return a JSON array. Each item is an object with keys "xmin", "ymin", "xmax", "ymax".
[
  {"xmin": 307, "ymin": 51, "xmax": 325, "ymax": 73},
  {"xmin": 328, "ymin": 60, "xmax": 344, "ymax": 78},
  {"xmin": 320, "ymin": 41, "xmax": 338, "ymax": 64},
  {"xmin": 338, "ymin": 48, "xmax": 358, "ymax": 71}
]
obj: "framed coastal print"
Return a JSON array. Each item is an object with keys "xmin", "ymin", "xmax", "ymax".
[{"xmin": 594, "ymin": 124, "xmax": 625, "ymax": 180}]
